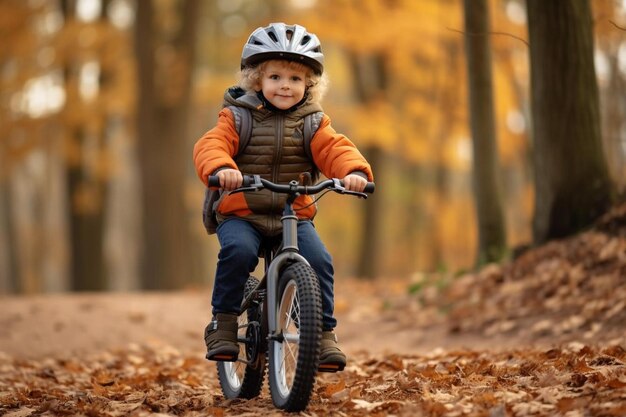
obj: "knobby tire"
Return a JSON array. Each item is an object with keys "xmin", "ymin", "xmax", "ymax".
[{"xmin": 268, "ymin": 262, "xmax": 322, "ymax": 411}]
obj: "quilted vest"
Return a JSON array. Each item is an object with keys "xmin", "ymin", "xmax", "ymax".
[{"xmin": 219, "ymin": 89, "xmax": 324, "ymax": 235}]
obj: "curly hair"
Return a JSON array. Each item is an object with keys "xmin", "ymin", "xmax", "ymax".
[{"xmin": 238, "ymin": 59, "xmax": 329, "ymax": 104}]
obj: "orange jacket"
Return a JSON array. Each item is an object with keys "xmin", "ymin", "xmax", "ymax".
[{"xmin": 193, "ymin": 104, "xmax": 373, "ymax": 229}]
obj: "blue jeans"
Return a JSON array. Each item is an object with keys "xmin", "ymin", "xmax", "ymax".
[{"xmin": 212, "ymin": 218, "xmax": 337, "ymax": 330}]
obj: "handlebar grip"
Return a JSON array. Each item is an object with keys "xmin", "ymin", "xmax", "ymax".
[
  {"xmin": 364, "ymin": 182, "xmax": 375, "ymax": 194},
  {"xmin": 207, "ymin": 175, "xmax": 221, "ymax": 187},
  {"xmin": 241, "ymin": 175, "xmax": 253, "ymax": 187},
  {"xmin": 208, "ymin": 174, "xmax": 255, "ymax": 188}
]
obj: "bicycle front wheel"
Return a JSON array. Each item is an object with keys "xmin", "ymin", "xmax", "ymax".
[{"xmin": 268, "ymin": 262, "xmax": 322, "ymax": 411}]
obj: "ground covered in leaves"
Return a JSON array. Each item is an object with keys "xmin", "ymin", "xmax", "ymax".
[
  {"xmin": 1, "ymin": 342, "xmax": 625, "ymax": 416},
  {"xmin": 1, "ymin": 202, "xmax": 625, "ymax": 416}
]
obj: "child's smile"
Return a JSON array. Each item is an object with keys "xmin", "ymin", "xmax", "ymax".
[{"xmin": 260, "ymin": 61, "xmax": 307, "ymax": 110}]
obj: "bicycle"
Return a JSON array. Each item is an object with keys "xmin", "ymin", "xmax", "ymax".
[{"xmin": 206, "ymin": 174, "xmax": 375, "ymax": 412}]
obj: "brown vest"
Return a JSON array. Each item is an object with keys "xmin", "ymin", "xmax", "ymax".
[{"xmin": 221, "ymin": 91, "xmax": 323, "ymax": 235}]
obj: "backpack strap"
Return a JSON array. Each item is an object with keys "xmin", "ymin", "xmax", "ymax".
[
  {"xmin": 226, "ymin": 105, "xmax": 253, "ymax": 158},
  {"xmin": 303, "ymin": 111, "xmax": 324, "ymax": 182},
  {"xmin": 203, "ymin": 105, "xmax": 253, "ymax": 235},
  {"xmin": 303, "ymin": 111, "xmax": 324, "ymax": 160}
]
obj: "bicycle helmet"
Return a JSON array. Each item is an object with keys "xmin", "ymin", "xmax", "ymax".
[{"xmin": 241, "ymin": 23, "xmax": 324, "ymax": 75}]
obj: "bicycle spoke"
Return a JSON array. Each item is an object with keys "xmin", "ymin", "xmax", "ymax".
[
  {"xmin": 284, "ymin": 293, "xmax": 300, "ymax": 328},
  {"xmin": 228, "ymin": 363, "xmax": 241, "ymax": 383}
]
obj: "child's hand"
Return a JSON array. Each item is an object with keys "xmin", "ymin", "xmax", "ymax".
[
  {"xmin": 342, "ymin": 174, "xmax": 367, "ymax": 192},
  {"xmin": 217, "ymin": 169, "xmax": 243, "ymax": 191}
]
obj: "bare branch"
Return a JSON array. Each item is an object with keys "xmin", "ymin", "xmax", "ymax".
[
  {"xmin": 447, "ymin": 27, "xmax": 529, "ymax": 47},
  {"xmin": 609, "ymin": 20, "xmax": 626, "ymax": 31}
]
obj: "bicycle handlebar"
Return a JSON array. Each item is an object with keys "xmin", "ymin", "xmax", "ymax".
[{"xmin": 208, "ymin": 175, "xmax": 375, "ymax": 197}]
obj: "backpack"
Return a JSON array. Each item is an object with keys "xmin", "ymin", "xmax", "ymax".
[{"xmin": 202, "ymin": 106, "xmax": 324, "ymax": 234}]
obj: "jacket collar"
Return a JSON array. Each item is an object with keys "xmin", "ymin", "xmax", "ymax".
[
  {"xmin": 223, "ymin": 86, "xmax": 322, "ymax": 116},
  {"xmin": 255, "ymin": 91, "xmax": 308, "ymax": 113}
]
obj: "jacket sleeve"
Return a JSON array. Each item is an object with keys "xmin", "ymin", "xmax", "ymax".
[
  {"xmin": 192, "ymin": 108, "xmax": 240, "ymax": 187},
  {"xmin": 310, "ymin": 114, "xmax": 374, "ymax": 182}
]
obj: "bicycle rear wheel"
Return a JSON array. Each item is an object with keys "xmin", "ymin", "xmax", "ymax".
[
  {"xmin": 217, "ymin": 276, "xmax": 266, "ymax": 399},
  {"xmin": 268, "ymin": 262, "xmax": 322, "ymax": 411}
]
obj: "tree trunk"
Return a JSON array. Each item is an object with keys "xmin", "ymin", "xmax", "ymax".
[
  {"xmin": 463, "ymin": 0, "xmax": 507, "ymax": 265},
  {"xmin": 134, "ymin": 0, "xmax": 198, "ymax": 289},
  {"xmin": 600, "ymin": 48, "xmax": 626, "ymax": 191},
  {"xmin": 66, "ymin": 154, "xmax": 107, "ymax": 290},
  {"xmin": 348, "ymin": 52, "xmax": 384, "ymax": 279},
  {"xmin": 527, "ymin": 0, "xmax": 615, "ymax": 243},
  {"xmin": 60, "ymin": 0, "xmax": 108, "ymax": 291},
  {"xmin": 66, "ymin": 133, "xmax": 107, "ymax": 291},
  {"xmin": 356, "ymin": 146, "xmax": 383, "ymax": 279},
  {"xmin": 0, "ymin": 176, "xmax": 18, "ymax": 292},
  {"xmin": 430, "ymin": 38, "xmax": 463, "ymax": 271}
]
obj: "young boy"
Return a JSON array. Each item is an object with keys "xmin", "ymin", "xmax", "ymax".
[{"xmin": 193, "ymin": 22, "xmax": 374, "ymax": 371}]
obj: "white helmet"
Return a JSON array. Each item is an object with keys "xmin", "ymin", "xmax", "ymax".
[{"xmin": 241, "ymin": 23, "xmax": 324, "ymax": 75}]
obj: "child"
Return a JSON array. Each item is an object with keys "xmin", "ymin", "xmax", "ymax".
[{"xmin": 193, "ymin": 22, "xmax": 374, "ymax": 371}]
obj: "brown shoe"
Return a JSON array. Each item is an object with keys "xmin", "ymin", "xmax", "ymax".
[
  {"xmin": 204, "ymin": 313, "xmax": 239, "ymax": 362},
  {"xmin": 318, "ymin": 331, "xmax": 346, "ymax": 372}
]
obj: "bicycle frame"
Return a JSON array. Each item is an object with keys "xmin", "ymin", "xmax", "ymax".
[
  {"xmin": 238, "ymin": 179, "xmax": 312, "ymax": 338},
  {"xmin": 214, "ymin": 174, "xmax": 373, "ymax": 323}
]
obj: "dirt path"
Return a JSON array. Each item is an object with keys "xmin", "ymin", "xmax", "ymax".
[
  {"xmin": 0, "ymin": 277, "xmax": 551, "ymax": 362},
  {"xmin": 0, "ymin": 280, "xmax": 449, "ymax": 361}
]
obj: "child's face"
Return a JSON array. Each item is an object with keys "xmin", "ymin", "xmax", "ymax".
[{"xmin": 260, "ymin": 61, "xmax": 307, "ymax": 110}]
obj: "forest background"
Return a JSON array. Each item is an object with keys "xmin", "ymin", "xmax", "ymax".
[{"xmin": 1, "ymin": 0, "xmax": 625, "ymax": 294}]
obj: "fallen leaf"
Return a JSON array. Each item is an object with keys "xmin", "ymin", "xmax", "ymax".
[{"xmin": 351, "ymin": 399, "xmax": 384, "ymax": 411}]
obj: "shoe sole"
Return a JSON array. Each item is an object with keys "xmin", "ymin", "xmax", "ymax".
[
  {"xmin": 318, "ymin": 362, "xmax": 346, "ymax": 373},
  {"xmin": 206, "ymin": 352, "xmax": 239, "ymax": 362}
]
